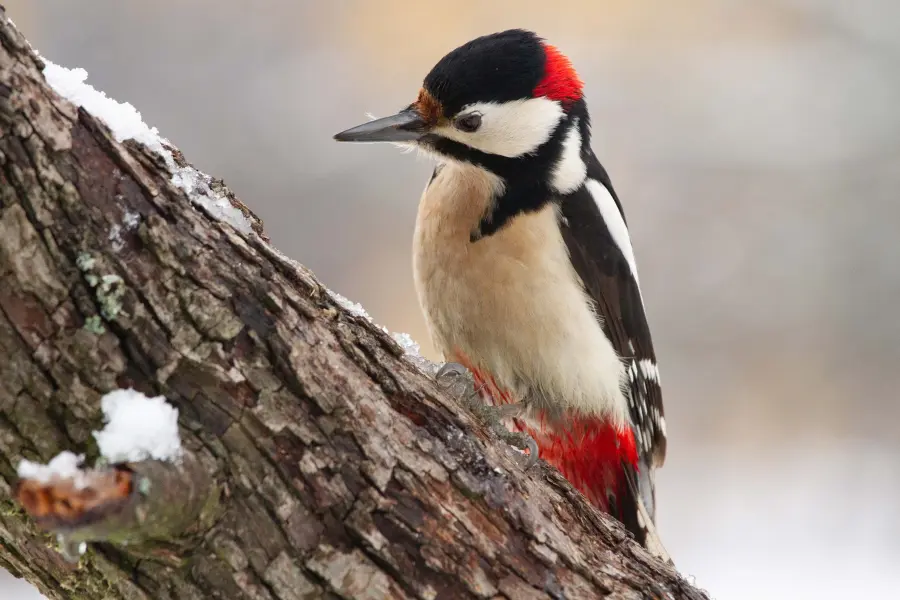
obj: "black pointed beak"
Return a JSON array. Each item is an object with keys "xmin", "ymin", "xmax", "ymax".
[{"xmin": 334, "ymin": 108, "xmax": 427, "ymax": 143}]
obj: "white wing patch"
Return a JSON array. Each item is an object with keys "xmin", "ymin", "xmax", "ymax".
[
  {"xmin": 585, "ymin": 178, "xmax": 641, "ymax": 289},
  {"xmin": 638, "ymin": 358, "xmax": 659, "ymax": 383},
  {"xmin": 549, "ymin": 119, "xmax": 587, "ymax": 194},
  {"xmin": 627, "ymin": 356, "xmax": 665, "ymax": 460}
]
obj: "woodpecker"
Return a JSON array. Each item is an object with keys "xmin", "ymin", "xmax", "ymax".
[{"xmin": 334, "ymin": 29, "xmax": 669, "ymax": 559}]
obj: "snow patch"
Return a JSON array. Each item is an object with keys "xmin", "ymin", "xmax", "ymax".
[
  {"xmin": 123, "ymin": 210, "xmax": 141, "ymax": 229},
  {"xmin": 330, "ymin": 290, "xmax": 372, "ymax": 320},
  {"xmin": 43, "ymin": 63, "xmax": 165, "ymax": 152},
  {"xmin": 93, "ymin": 389, "xmax": 183, "ymax": 463},
  {"xmin": 391, "ymin": 332, "xmax": 420, "ymax": 357},
  {"xmin": 390, "ymin": 329, "xmax": 437, "ymax": 374},
  {"xmin": 109, "ymin": 225, "xmax": 124, "ymax": 251},
  {"xmin": 328, "ymin": 288, "xmax": 435, "ymax": 372},
  {"xmin": 41, "ymin": 60, "xmax": 252, "ymax": 235},
  {"xmin": 16, "ymin": 390, "xmax": 182, "ymax": 487},
  {"xmin": 17, "ymin": 451, "xmax": 87, "ymax": 488},
  {"xmin": 109, "ymin": 210, "xmax": 140, "ymax": 252},
  {"xmin": 329, "ymin": 289, "xmax": 423, "ymax": 359}
]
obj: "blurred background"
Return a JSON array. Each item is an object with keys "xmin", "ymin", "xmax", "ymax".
[{"xmin": 3, "ymin": 1, "xmax": 899, "ymax": 598}]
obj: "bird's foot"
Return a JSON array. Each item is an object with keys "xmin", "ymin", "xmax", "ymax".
[
  {"xmin": 435, "ymin": 362, "xmax": 539, "ymax": 470},
  {"xmin": 479, "ymin": 406, "xmax": 539, "ymax": 471},
  {"xmin": 435, "ymin": 361, "xmax": 474, "ymax": 390}
]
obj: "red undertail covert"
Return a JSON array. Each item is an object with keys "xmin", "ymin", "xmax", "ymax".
[{"xmin": 455, "ymin": 352, "xmax": 638, "ymax": 515}]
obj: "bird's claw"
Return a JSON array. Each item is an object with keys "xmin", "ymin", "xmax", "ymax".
[
  {"xmin": 435, "ymin": 362, "xmax": 479, "ymax": 402},
  {"xmin": 474, "ymin": 402, "xmax": 539, "ymax": 471},
  {"xmin": 436, "ymin": 361, "xmax": 468, "ymax": 382},
  {"xmin": 436, "ymin": 361, "xmax": 540, "ymax": 471}
]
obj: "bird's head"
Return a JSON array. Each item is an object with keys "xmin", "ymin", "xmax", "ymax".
[{"xmin": 335, "ymin": 29, "xmax": 590, "ymax": 198}]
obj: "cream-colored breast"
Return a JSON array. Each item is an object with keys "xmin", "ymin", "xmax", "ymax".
[{"xmin": 412, "ymin": 162, "xmax": 628, "ymax": 424}]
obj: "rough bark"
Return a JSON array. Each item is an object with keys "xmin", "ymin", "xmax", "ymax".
[{"xmin": 0, "ymin": 11, "xmax": 707, "ymax": 600}]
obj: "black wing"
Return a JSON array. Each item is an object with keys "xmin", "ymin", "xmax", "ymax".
[{"xmin": 557, "ymin": 154, "xmax": 667, "ymax": 525}]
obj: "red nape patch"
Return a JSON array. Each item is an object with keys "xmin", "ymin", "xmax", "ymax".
[{"xmin": 533, "ymin": 44, "xmax": 583, "ymax": 105}]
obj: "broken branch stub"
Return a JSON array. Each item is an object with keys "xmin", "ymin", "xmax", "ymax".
[{"xmin": 15, "ymin": 453, "xmax": 218, "ymax": 548}]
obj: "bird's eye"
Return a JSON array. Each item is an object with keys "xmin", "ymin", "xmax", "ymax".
[{"xmin": 454, "ymin": 113, "xmax": 482, "ymax": 133}]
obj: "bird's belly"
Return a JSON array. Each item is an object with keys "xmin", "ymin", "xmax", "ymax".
[{"xmin": 413, "ymin": 203, "xmax": 628, "ymax": 424}]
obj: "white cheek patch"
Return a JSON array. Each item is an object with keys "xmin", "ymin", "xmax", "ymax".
[
  {"xmin": 549, "ymin": 119, "xmax": 586, "ymax": 193},
  {"xmin": 435, "ymin": 97, "xmax": 564, "ymax": 158}
]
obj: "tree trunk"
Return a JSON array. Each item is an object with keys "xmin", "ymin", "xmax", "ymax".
[{"xmin": 0, "ymin": 11, "xmax": 706, "ymax": 600}]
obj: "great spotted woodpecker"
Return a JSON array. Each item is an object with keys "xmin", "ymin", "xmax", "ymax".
[{"xmin": 335, "ymin": 29, "xmax": 669, "ymax": 559}]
